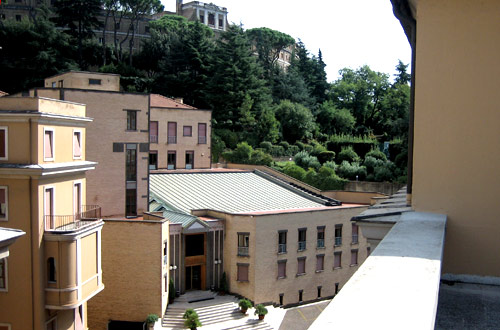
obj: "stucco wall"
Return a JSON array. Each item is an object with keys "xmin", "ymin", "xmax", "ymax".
[{"xmin": 412, "ymin": 0, "xmax": 500, "ymax": 276}]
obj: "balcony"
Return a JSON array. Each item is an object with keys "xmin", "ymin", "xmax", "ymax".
[
  {"xmin": 317, "ymin": 239, "xmax": 325, "ymax": 248},
  {"xmin": 198, "ymin": 136, "xmax": 207, "ymax": 144},
  {"xmin": 45, "ymin": 205, "xmax": 101, "ymax": 232},
  {"xmin": 278, "ymin": 243, "xmax": 287, "ymax": 253},
  {"xmin": 334, "ymin": 237, "xmax": 342, "ymax": 246},
  {"xmin": 238, "ymin": 246, "xmax": 249, "ymax": 256},
  {"xmin": 150, "ymin": 135, "xmax": 158, "ymax": 143},
  {"xmin": 352, "ymin": 234, "xmax": 359, "ymax": 244},
  {"xmin": 168, "ymin": 136, "xmax": 177, "ymax": 144},
  {"xmin": 298, "ymin": 241, "xmax": 306, "ymax": 251}
]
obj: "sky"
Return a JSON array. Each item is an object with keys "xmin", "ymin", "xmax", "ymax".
[{"xmin": 161, "ymin": 0, "xmax": 411, "ymax": 82}]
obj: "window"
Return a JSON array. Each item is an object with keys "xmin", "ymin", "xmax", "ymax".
[
  {"xmin": 351, "ymin": 249, "xmax": 358, "ymax": 266},
  {"xmin": 73, "ymin": 130, "xmax": 82, "ymax": 159},
  {"xmin": 149, "ymin": 151, "xmax": 158, "ymax": 170},
  {"xmin": 163, "ymin": 241, "xmax": 168, "ymax": 265},
  {"xmin": 168, "ymin": 122, "xmax": 177, "ymax": 144},
  {"xmin": 297, "ymin": 257, "xmax": 306, "ymax": 275},
  {"xmin": 15, "ymin": 15, "xmax": 21, "ymax": 22},
  {"xmin": 237, "ymin": 263, "xmax": 249, "ymax": 282},
  {"xmin": 316, "ymin": 255, "xmax": 324, "ymax": 272},
  {"xmin": 277, "ymin": 260, "xmax": 286, "ymax": 279},
  {"xmin": 126, "ymin": 144, "xmax": 137, "ymax": 181},
  {"xmin": 126, "ymin": 111, "xmax": 137, "ymax": 131},
  {"xmin": 0, "ymin": 259, "xmax": 6, "ymax": 291},
  {"xmin": 279, "ymin": 294, "xmax": 284, "ymax": 306},
  {"xmin": 199, "ymin": 14, "xmax": 204, "ymax": 22},
  {"xmin": 145, "ymin": 26, "xmax": 150, "ymax": 33},
  {"xmin": 298, "ymin": 228, "xmax": 306, "ymax": 251},
  {"xmin": 298, "ymin": 290, "xmax": 303, "ymax": 302},
  {"xmin": 335, "ymin": 282, "xmax": 340, "ymax": 294},
  {"xmin": 51, "ymin": 82, "xmax": 56, "ymax": 88},
  {"xmin": 317, "ymin": 226, "xmax": 325, "ymax": 248},
  {"xmin": 218, "ymin": 18, "xmax": 223, "ymax": 28},
  {"xmin": 99, "ymin": 37, "xmax": 104, "ymax": 44},
  {"xmin": 198, "ymin": 123, "xmax": 207, "ymax": 144},
  {"xmin": 278, "ymin": 230, "xmax": 287, "ymax": 253},
  {"xmin": 352, "ymin": 223, "xmax": 359, "ymax": 244},
  {"xmin": 73, "ymin": 182, "xmax": 81, "ymax": 217},
  {"xmin": 44, "ymin": 128, "xmax": 54, "ymax": 161},
  {"xmin": 0, "ymin": 187, "xmax": 8, "ymax": 221},
  {"xmin": 150, "ymin": 121, "xmax": 158, "ymax": 143},
  {"xmin": 367, "ymin": 246, "xmax": 371, "ymax": 256},
  {"xmin": 183, "ymin": 126, "xmax": 192, "ymax": 137},
  {"xmin": 208, "ymin": 13, "xmax": 215, "ymax": 25},
  {"xmin": 317, "ymin": 286, "xmax": 322, "ymax": 298},
  {"xmin": 115, "ymin": 22, "xmax": 120, "ymax": 29},
  {"xmin": 167, "ymin": 151, "xmax": 176, "ymax": 170},
  {"xmin": 89, "ymin": 79, "xmax": 101, "ymax": 85},
  {"xmin": 44, "ymin": 187, "xmax": 54, "ymax": 230},
  {"xmin": 47, "ymin": 257, "xmax": 56, "ymax": 283},
  {"xmin": 335, "ymin": 224, "xmax": 342, "ymax": 246},
  {"xmin": 334, "ymin": 252, "xmax": 342, "ymax": 269},
  {"xmin": 238, "ymin": 233, "xmax": 249, "ymax": 256},
  {"xmin": 126, "ymin": 188, "xmax": 137, "ymax": 217},
  {"xmin": 58, "ymin": 80, "xmax": 63, "ymax": 88},
  {"xmin": 185, "ymin": 151, "xmax": 194, "ymax": 169},
  {"xmin": 0, "ymin": 126, "xmax": 8, "ymax": 160}
]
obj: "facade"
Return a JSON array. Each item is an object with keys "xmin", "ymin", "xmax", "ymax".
[
  {"xmin": 176, "ymin": 1, "xmax": 228, "ymax": 32},
  {"xmin": 150, "ymin": 170, "xmax": 369, "ymax": 306},
  {"xmin": 149, "ymin": 94, "xmax": 212, "ymax": 170},
  {"xmin": 0, "ymin": 96, "xmax": 104, "ymax": 330}
]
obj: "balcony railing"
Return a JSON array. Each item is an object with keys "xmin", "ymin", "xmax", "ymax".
[
  {"xmin": 238, "ymin": 246, "xmax": 249, "ymax": 256},
  {"xmin": 298, "ymin": 241, "xmax": 306, "ymax": 251},
  {"xmin": 150, "ymin": 135, "xmax": 158, "ymax": 143},
  {"xmin": 168, "ymin": 136, "xmax": 177, "ymax": 144},
  {"xmin": 352, "ymin": 234, "xmax": 359, "ymax": 244},
  {"xmin": 278, "ymin": 243, "xmax": 287, "ymax": 253},
  {"xmin": 335, "ymin": 237, "xmax": 342, "ymax": 246},
  {"xmin": 45, "ymin": 205, "xmax": 101, "ymax": 232},
  {"xmin": 317, "ymin": 239, "xmax": 325, "ymax": 248},
  {"xmin": 198, "ymin": 136, "xmax": 207, "ymax": 144}
]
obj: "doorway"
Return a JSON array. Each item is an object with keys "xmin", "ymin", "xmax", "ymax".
[{"xmin": 185, "ymin": 265, "xmax": 202, "ymax": 290}]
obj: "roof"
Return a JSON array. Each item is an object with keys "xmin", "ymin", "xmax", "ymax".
[
  {"xmin": 150, "ymin": 93, "xmax": 198, "ymax": 109},
  {"xmin": 0, "ymin": 91, "xmax": 8, "ymax": 97},
  {"xmin": 150, "ymin": 171, "xmax": 327, "ymax": 214}
]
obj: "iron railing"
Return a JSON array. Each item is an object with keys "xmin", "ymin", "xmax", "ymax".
[
  {"xmin": 317, "ymin": 239, "xmax": 325, "ymax": 248},
  {"xmin": 335, "ymin": 237, "xmax": 342, "ymax": 246},
  {"xmin": 238, "ymin": 246, "xmax": 249, "ymax": 256},
  {"xmin": 150, "ymin": 135, "xmax": 158, "ymax": 143},
  {"xmin": 168, "ymin": 136, "xmax": 177, "ymax": 144},
  {"xmin": 198, "ymin": 136, "xmax": 207, "ymax": 144},
  {"xmin": 45, "ymin": 205, "xmax": 101, "ymax": 232},
  {"xmin": 352, "ymin": 235, "xmax": 359, "ymax": 244},
  {"xmin": 298, "ymin": 241, "xmax": 306, "ymax": 251},
  {"xmin": 278, "ymin": 243, "xmax": 287, "ymax": 253}
]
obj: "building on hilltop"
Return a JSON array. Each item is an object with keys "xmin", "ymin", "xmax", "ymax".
[
  {"xmin": 150, "ymin": 169, "xmax": 369, "ymax": 306},
  {"xmin": 0, "ymin": 96, "xmax": 104, "ymax": 330}
]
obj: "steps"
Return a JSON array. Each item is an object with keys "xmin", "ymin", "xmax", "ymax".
[
  {"xmin": 221, "ymin": 319, "xmax": 274, "ymax": 330},
  {"xmin": 162, "ymin": 296, "xmax": 245, "ymax": 328}
]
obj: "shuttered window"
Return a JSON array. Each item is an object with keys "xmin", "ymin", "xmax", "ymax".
[
  {"xmin": 297, "ymin": 257, "xmax": 306, "ymax": 275},
  {"xmin": 278, "ymin": 260, "xmax": 286, "ymax": 278},
  {"xmin": 351, "ymin": 250, "xmax": 358, "ymax": 266},
  {"xmin": 237, "ymin": 264, "xmax": 249, "ymax": 282},
  {"xmin": 73, "ymin": 131, "xmax": 81, "ymax": 158},
  {"xmin": 44, "ymin": 129, "xmax": 54, "ymax": 160},
  {"xmin": 316, "ymin": 255, "xmax": 324, "ymax": 272},
  {"xmin": 0, "ymin": 127, "xmax": 7, "ymax": 159}
]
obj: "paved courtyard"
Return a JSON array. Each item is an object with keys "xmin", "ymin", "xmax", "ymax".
[{"xmin": 278, "ymin": 301, "xmax": 330, "ymax": 330}]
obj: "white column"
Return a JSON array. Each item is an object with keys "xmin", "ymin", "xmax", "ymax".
[
  {"xmin": 204, "ymin": 9, "xmax": 208, "ymax": 25},
  {"xmin": 76, "ymin": 239, "xmax": 82, "ymax": 300},
  {"xmin": 97, "ymin": 229, "xmax": 102, "ymax": 286},
  {"xmin": 215, "ymin": 13, "xmax": 219, "ymax": 29}
]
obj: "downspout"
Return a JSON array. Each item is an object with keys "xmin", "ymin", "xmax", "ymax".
[{"xmin": 391, "ymin": 0, "xmax": 416, "ymax": 205}]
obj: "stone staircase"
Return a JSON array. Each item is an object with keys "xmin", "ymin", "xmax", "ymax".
[{"xmin": 161, "ymin": 291, "xmax": 274, "ymax": 329}]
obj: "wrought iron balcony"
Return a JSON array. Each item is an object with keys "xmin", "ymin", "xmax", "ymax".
[
  {"xmin": 150, "ymin": 135, "xmax": 158, "ymax": 143},
  {"xmin": 168, "ymin": 136, "xmax": 177, "ymax": 144},
  {"xmin": 45, "ymin": 205, "xmax": 101, "ymax": 232},
  {"xmin": 298, "ymin": 241, "xmax": 306, "ymax": 251},
  {"xmin": 198, "ymin": 136, "xmax": 207, "ymax": 144},
  {"xmin": 317, "ymin": 238, "xmax": 325, "ymax": 248},
  {"xmin": 335, "ymin": 237, "xmax": 342, "ymax": 246},
  {"xmin": 278, "ymin": 243, "xmax": 287, "ymax": 253},
  {"xmin": 352, "ymin": 234, "xmax": 359, "ymax": 244},
  {"xmin": 238, "ymin": 246, "xmax": 249, "ymax": 256}
]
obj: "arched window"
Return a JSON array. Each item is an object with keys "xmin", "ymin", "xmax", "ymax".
[{"xmin": 47, "ymin": 257, "xmax": 56, "ymax": 283}]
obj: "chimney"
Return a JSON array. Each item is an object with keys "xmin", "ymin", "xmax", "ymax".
[{"xmin": 174, "ymin": 97, "xmax": 184, "ymax": 104}]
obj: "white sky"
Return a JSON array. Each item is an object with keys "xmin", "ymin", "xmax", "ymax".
[{"xmin": 161, "ymin": 0, "xmax": 411, "ymax": 82}]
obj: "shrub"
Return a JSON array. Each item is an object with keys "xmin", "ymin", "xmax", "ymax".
[
  {"xmin": 250, "ymin": 150, "xmax": 273, "ymax": 166},
  {"xmin": 211, "ymin": 134, "xmax": 226, "ymax": 163},
  {"xmin": 271, "ymin": 145, "xmax": 285, "ymax": 157},
  {"xmin": 323, "ymin": 161, "xmax": 337, "ymax": 171},
  {"xmin": 318, "ymin": 151, "xmax": 335, "ymax": 164},
  {"xmin": 365, "ymin": 148, "xmax": 387, "ymax": 161},
  {"xmin": 259, "ymin": 141, "xmax": 272, "ymax": 153},
  {"xmin": 254, "ymin": 304, "xmax": 268, "ymax": 316},
  {"xmin": 337, "ymin": 146, "xmax": 360, "ymax": 163},
  {"xmin": 310, "ymin": 143, "xmax": 327, "ymax": 157},
  {"xmin": 183, "ymin": 309, "xmax": 201, "ymax": 330},
  {"xmin": 294, "ymin": 151, "xmax": 321, "ymax": 171},
  {"xmin": 239, "ymin": 299, "xmax": 253, "ymax": 310},
  {"xmin": 283, "ymin": 163, "xmax": 307, "ymax": 181},
  {"xmin": 374, "ymin": 165, "xmax": 394, "ymax": 182},
  {"xmin": 216, "ymin": 129, "xmax": 239, "ymax": 149},
  {"xmin": 318, "ymin": 166, "xmax": 335, "ymax": 178},
  {"xmin": 287, "ymin": 145, "xmax": 300, "ymax": 156},
  {"xmin": 337, "ymin": 161, "xmax": 367, "ymax": 180},
  {"xmin": 146, "ymin": 314, "xmax": 159, "ymax": 325},
  {"xmin": 303, "ymin": 168, "xmax": 319, "ymax": 187},
  {"xmin": 364, "ymin": 156, "xmax": 385, "ymax": 174},
  {"xmin": 295, "ymin": 141, "xmax": 305, "ymax": 151},
  {"xmin": 320, "ymin": 175, "xmax": 348, "ymax": 190},
  {"xmin": 219, "ymin": 272, "xmax": 228, "ymax": 293},
  {"xmin": 302, "ymin": 143, "xmax": 313, "ymax": 153},
  {"xmin": 169, "ymin": 278, "xmax": 175, "ymax": 301},
  {"xmin": 278, "ymin": 141, "xmax": 290, "ymax": 151}
]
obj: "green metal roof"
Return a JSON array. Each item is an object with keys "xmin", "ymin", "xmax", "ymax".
[{"xmin": 150, "ymin": 172, "xmax": 325, "ymax": 214}]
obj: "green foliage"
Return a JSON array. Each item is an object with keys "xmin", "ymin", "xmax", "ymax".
[
  {"xmin": 337, "ymin": 161, "xmax": 367, "ymax": 180},
  {"xmin": 146, "ymin": 314, "xmax": 159, "ymax": 324},
  {"xmin": 374, "ymin": 164, "xmax": 394, "ymax": 182},
  {"xmin": 239, "ymin": 299, "xmax": 253, "ymax": 310},
  {"xmin": 337, "ymin": 146, "xmax": 360, "ymax": 163},
  {"xmin": 364, "ymin": 156, "xmax": 385, "ymax": 174},
  {"xmin": 216, "ymin": 129, "xmax": 239, "ymax": 149},
  {"xmin": 250, "ymin": 149, "xmax": 273, "ymax": 166},
  {"xmin": 183, "ymin": 309, "xmax": 201, "ymax": 330},
  {"xmin": 222, "ymin": 142, "xmax": 272, "ymax": 166},
  {"xmin": 254, "ymin": 304, "xmax": 269, "ymax": 316},
  {"xmin": 259, "ymin": 141, "xmax": 273, "ymax": 153},
  {"xmin": 288, "ymin": 145, "xmax": 300, "ymax": 157},
  {"xmin": 274, "ymin": 100, "xmax": 315, "ymax": 143},
  {"xmin": 219, "ymin": 272, "xmax": 228, "ymax": 293},
  {"xmin": 169, "ymin": 278, "xmax": 175, "ymax": 300},
  {"xmin": 365, "ymin": 148, "xmax": 387, "ymax": 161},
  {"xmin": 323, "ymin": 161, "xmax": 337, "ymax": 171},
  {"xmin": 270, "ymin": 145, "xmax": 285, "ymax": 157},
  {"xmin": 310, "ymin": 142, "xmax": 327, "ymax": 157},
  {"xmin": 278, "ymin": 141, "xmax": 290, "ymax": 151},
  {"xmin": 294, "ymin": 151, "xmax": 321, "ymax": 171},
  {"xmin": 283, "ymin": 163, "xmax": 307, "ymax": 181},
  {"xmin": 318, "ymin": 151, "xmax": 335, "ymax": 164},
  {"xmin": 316, "ymin": 101, "xmax": 355, "ymax": 135},
  {"xmin": 211, "ymin": 134, "xmax": 226, "ymax": 163}
]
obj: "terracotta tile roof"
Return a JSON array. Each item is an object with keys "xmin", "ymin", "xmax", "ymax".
[
  {"xmin": 150, "ymin": 93, "xmax": 197, "ymax": 109},
  {"xmin": 0, "ymin": 91, "xmax": 8, "ymax": 97}
]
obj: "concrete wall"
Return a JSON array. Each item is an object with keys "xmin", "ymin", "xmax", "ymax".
[
  {"xmin": 343, "ymin": 181, "xmax": 405, "ymax": 196},
  {"xmin": 44, "ymin": 72, "xmax": 120, "ymax": 92},
  {"xmin": 322, "ymin": 191, "xmax": 386, "ymax": 205},
  {"xmin": 411, "ymin": 0, "xmax": 500, "ymax": 276},
  {"xmin": 87, "ymin": 219, "xmax": 168, "ymax": 330},
  {"xmin": 150, "ymin": 107, "xmax": 212, "ymax": 169}
]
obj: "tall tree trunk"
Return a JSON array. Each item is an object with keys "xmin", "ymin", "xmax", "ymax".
[{"xmin": 102, "ymin": 11, "xmax": 110, "ymax": 66}]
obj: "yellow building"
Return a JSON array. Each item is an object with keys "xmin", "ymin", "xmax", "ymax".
[{"xmin": 0, "ymin": 97, "xmax": 104, "ymax": 330}]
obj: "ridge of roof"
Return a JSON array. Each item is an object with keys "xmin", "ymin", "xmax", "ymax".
[{"xmin": 150, "ymin": 93, "xmax": 198, "ymax": 109}]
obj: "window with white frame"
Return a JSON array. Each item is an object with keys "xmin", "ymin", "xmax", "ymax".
[
  {"xmin": 0, "ymin": 126, "xmax": 8, "ymax": 160},
  {"xmin": 44, "ymin": 187, "xmax": 55, "ymax": 230},
  {"xmin": 44, "ymin": 128, "xmax": 54, "ymax": 161},
  {"xmin": 0, "ymin": 258, "xmax": 7, "ymax": 291},
  {"xmin": 73, "ymin": 130, "xmax": 82, "ymax": 159},
  {"xmin": 0, "ymin": 186, "xmax": 8, "ymax": 221},
  {"xmin": 237, "ymin": 233, "xmax": 249, "ymax": 256}
]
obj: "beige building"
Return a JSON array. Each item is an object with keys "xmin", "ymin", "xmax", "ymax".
[
  {"xmin": 149, "ymin": 94, "xmax": 212, "ymax": 170},
  {"xmin": 0, "ymin": 96, "xmax": 104, "ymax": 330},
  {"xmin": 150, "ymin": 170, "xmax": 369, "ymax": 306}
]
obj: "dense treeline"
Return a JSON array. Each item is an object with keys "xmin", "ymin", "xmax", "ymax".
[{"xmin": 0, "ymin": 3, "xmax": 410, "ymax": 184}]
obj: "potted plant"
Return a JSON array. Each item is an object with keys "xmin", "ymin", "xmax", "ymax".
[
  {"xmin": 169, "ymin": 278, "xmax": 175, "ymax": 304},
  {"xmin": 145, "ymin": 314, "xmax": 159, "ymax": 329},
  {"xmin": 238, "ymin": 299, "xmax": 253, "ymax": 314},
  {"xmin": 183, "ymin": 308, "xmax": 202, "ymax": 330},
  {"xmin": 219, "ymin": 272, "xmax": 228, "ymax": 295},
  {"xmin": 254, "ymin": 304, "xmax": 268, "ymax": 320}
]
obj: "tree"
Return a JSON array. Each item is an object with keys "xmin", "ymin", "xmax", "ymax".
[
  {"xmin": 272, "ymin": 66, "xmax": 314, "ymax": 107},
  {"xmin": 53, "ymin": 0, "xmax": 102, "ymax": 68},
  {"xmin": 274, "ymin": 100, "xmax": 316, "ymax": 143},
  {"xmin": 394, "ymin": 59, "xmax": 411, "ymax": 85},
  {"xmin": 316, "ymin": 101, "xmax": 355, "ymax": 135}
]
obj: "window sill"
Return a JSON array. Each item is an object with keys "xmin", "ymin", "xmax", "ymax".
[
  {"xmin": 44, "ymin": 158, "xmax": 54, "ymax": 162},
  {"xmin": 237, "ymin": 254, "xmax": 250, "ymax": 258},
  {"xmin": 237, "ymin": 280, "xmax": 249, "ymax": 283},
  {"xmin": 296, "ymin": 273, "xmax": 306, "ymax": 277},
  {"xmin": 316, "ymin": 246, "xmax": 325, "ymax": 250},
  {"xmin": 0, "ymin": 219, "xmax": 8, "ymax": 222},
  {"xmin": 125, "ymin": 130, "xmax": 138, "ymax": 132},
  {"xmin": 297, "ymin": 249, "xmax": 306, "ymax": 252},
  {"xmin": 334, "ymin": 244, "xmax": 342, "ymax": 248},
  {"xmin": 351, "ymin": 242, "xmax": 359, "ymax": 245},
  {"xmin": 315, "ymin": 270, "xmax": 324, "ymax": 273},
  {"xmin": 350, "ymin": 264, "xmax": 358, "ymax": 267},
  {"xmin": 73, "ymin": 156, "xmax": 82, "ymax": 160},
  {"xmin": 277, "ymin": 276, "xmax": 287, "ymax": 280},
  {"xmin": 277, "ymin": 251, "xmax": 287, "ymax": 255},
  {"xmin": 333, "ymin": 267, "xmax": 342, "ymax": 270}
]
